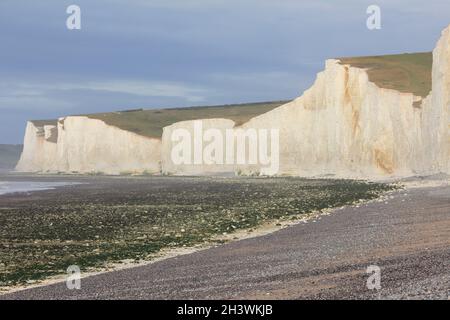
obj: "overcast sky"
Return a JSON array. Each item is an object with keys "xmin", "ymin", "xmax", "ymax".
[{"xmin": 1, "ymin": 0, "xmax": 450, "ymax": 144}]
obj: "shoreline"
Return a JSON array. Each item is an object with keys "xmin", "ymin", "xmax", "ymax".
[{"xmin": 0, "ymin": 181, "xmax": 82, "ymax": 196}]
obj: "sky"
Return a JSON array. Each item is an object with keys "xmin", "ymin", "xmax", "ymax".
[{"xmin": 1, "ymin": 0, "xmax": 450, "ymax": 144}]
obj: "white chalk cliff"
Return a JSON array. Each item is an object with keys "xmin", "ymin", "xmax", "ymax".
[
  {"xmin": 16, "ymin": 117, "xmax": 161, "ymax": 175},
  {"xmin": 16, "ymin": 25, "xmax": 450, "ymax": 178}
]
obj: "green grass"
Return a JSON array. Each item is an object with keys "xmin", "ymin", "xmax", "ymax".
[
  {"xmin": 339, "ymin": 52, "xmax": 432, "ymax": 98},
  {"xmin": 86, "ymin": 101, "xmax": 289, "ymax": 139},
  {"xmin": 29, "ymin": 120, "xmax": 57, "ymax": 127},
  {"xmin": 29, "ymin": 101, "xmax": 289, "ymax": 139}
]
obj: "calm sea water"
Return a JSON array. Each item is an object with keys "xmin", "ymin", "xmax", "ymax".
[{"xmin": 0, "ymin": 181, "xmax": 76, "ymax": 195}]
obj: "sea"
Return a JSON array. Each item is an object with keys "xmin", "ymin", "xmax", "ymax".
[{"xmin": 0, "ymin": 181, "xmax": 76, "ymax": 195}]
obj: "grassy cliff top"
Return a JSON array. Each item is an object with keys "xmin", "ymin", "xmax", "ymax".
[
  {"xmin": 30, "ymin": 120, "xmax": 58, "ymax": 127},
  {"xmin": 86, "ymin": 101, "xmax": 289, "ymax": 139},
  {"xmin": 339, "ymin": 52, "xmax": 432, "ymax": 98}
]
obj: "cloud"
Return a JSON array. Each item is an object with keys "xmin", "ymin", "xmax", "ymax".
[
  {"xmin": 0, "ymin": 95, "xmax": 73, "ymax": 112},
  {"xmin": 0, "ymin": 79, "xmax": 208, "ymax": 111},
  {"xmin": 73, "ymin": 81, "xmax": 207, "ymax": 102}
]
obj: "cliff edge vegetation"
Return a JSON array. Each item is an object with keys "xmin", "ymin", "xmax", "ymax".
[
  {"xmin": 86, "ymin": 101, "xmax": 290, "ymax": 139},
  {"xmin": 339, "ymin": 52, "xmax": 432, "ymax": 98}
]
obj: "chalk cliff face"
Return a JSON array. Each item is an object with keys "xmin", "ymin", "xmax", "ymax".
[
  {"xmin": 16, "ymin": 122, "xmax": 58, "ymax": 172},
  {"xmin": 16, "ymin": 25, "xmax": 450, "ymax": 178},
  {"xmin": 16, "ymin": 117, "xmax": 161, "ymax": 174},
  {"xmin": 160, "ymin": 61, "xmax": 427, "ymax": 178},
  {"xmin": 429, "ymin": 25, "xmax": 450, "ymax": 173},
  {"xmin": 236, "ymin": 60, "xmax": 427, "ymax": 178},
  {"xmin": 160, "ymin": 25, "xmax": 450, "ymax": 178}
]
